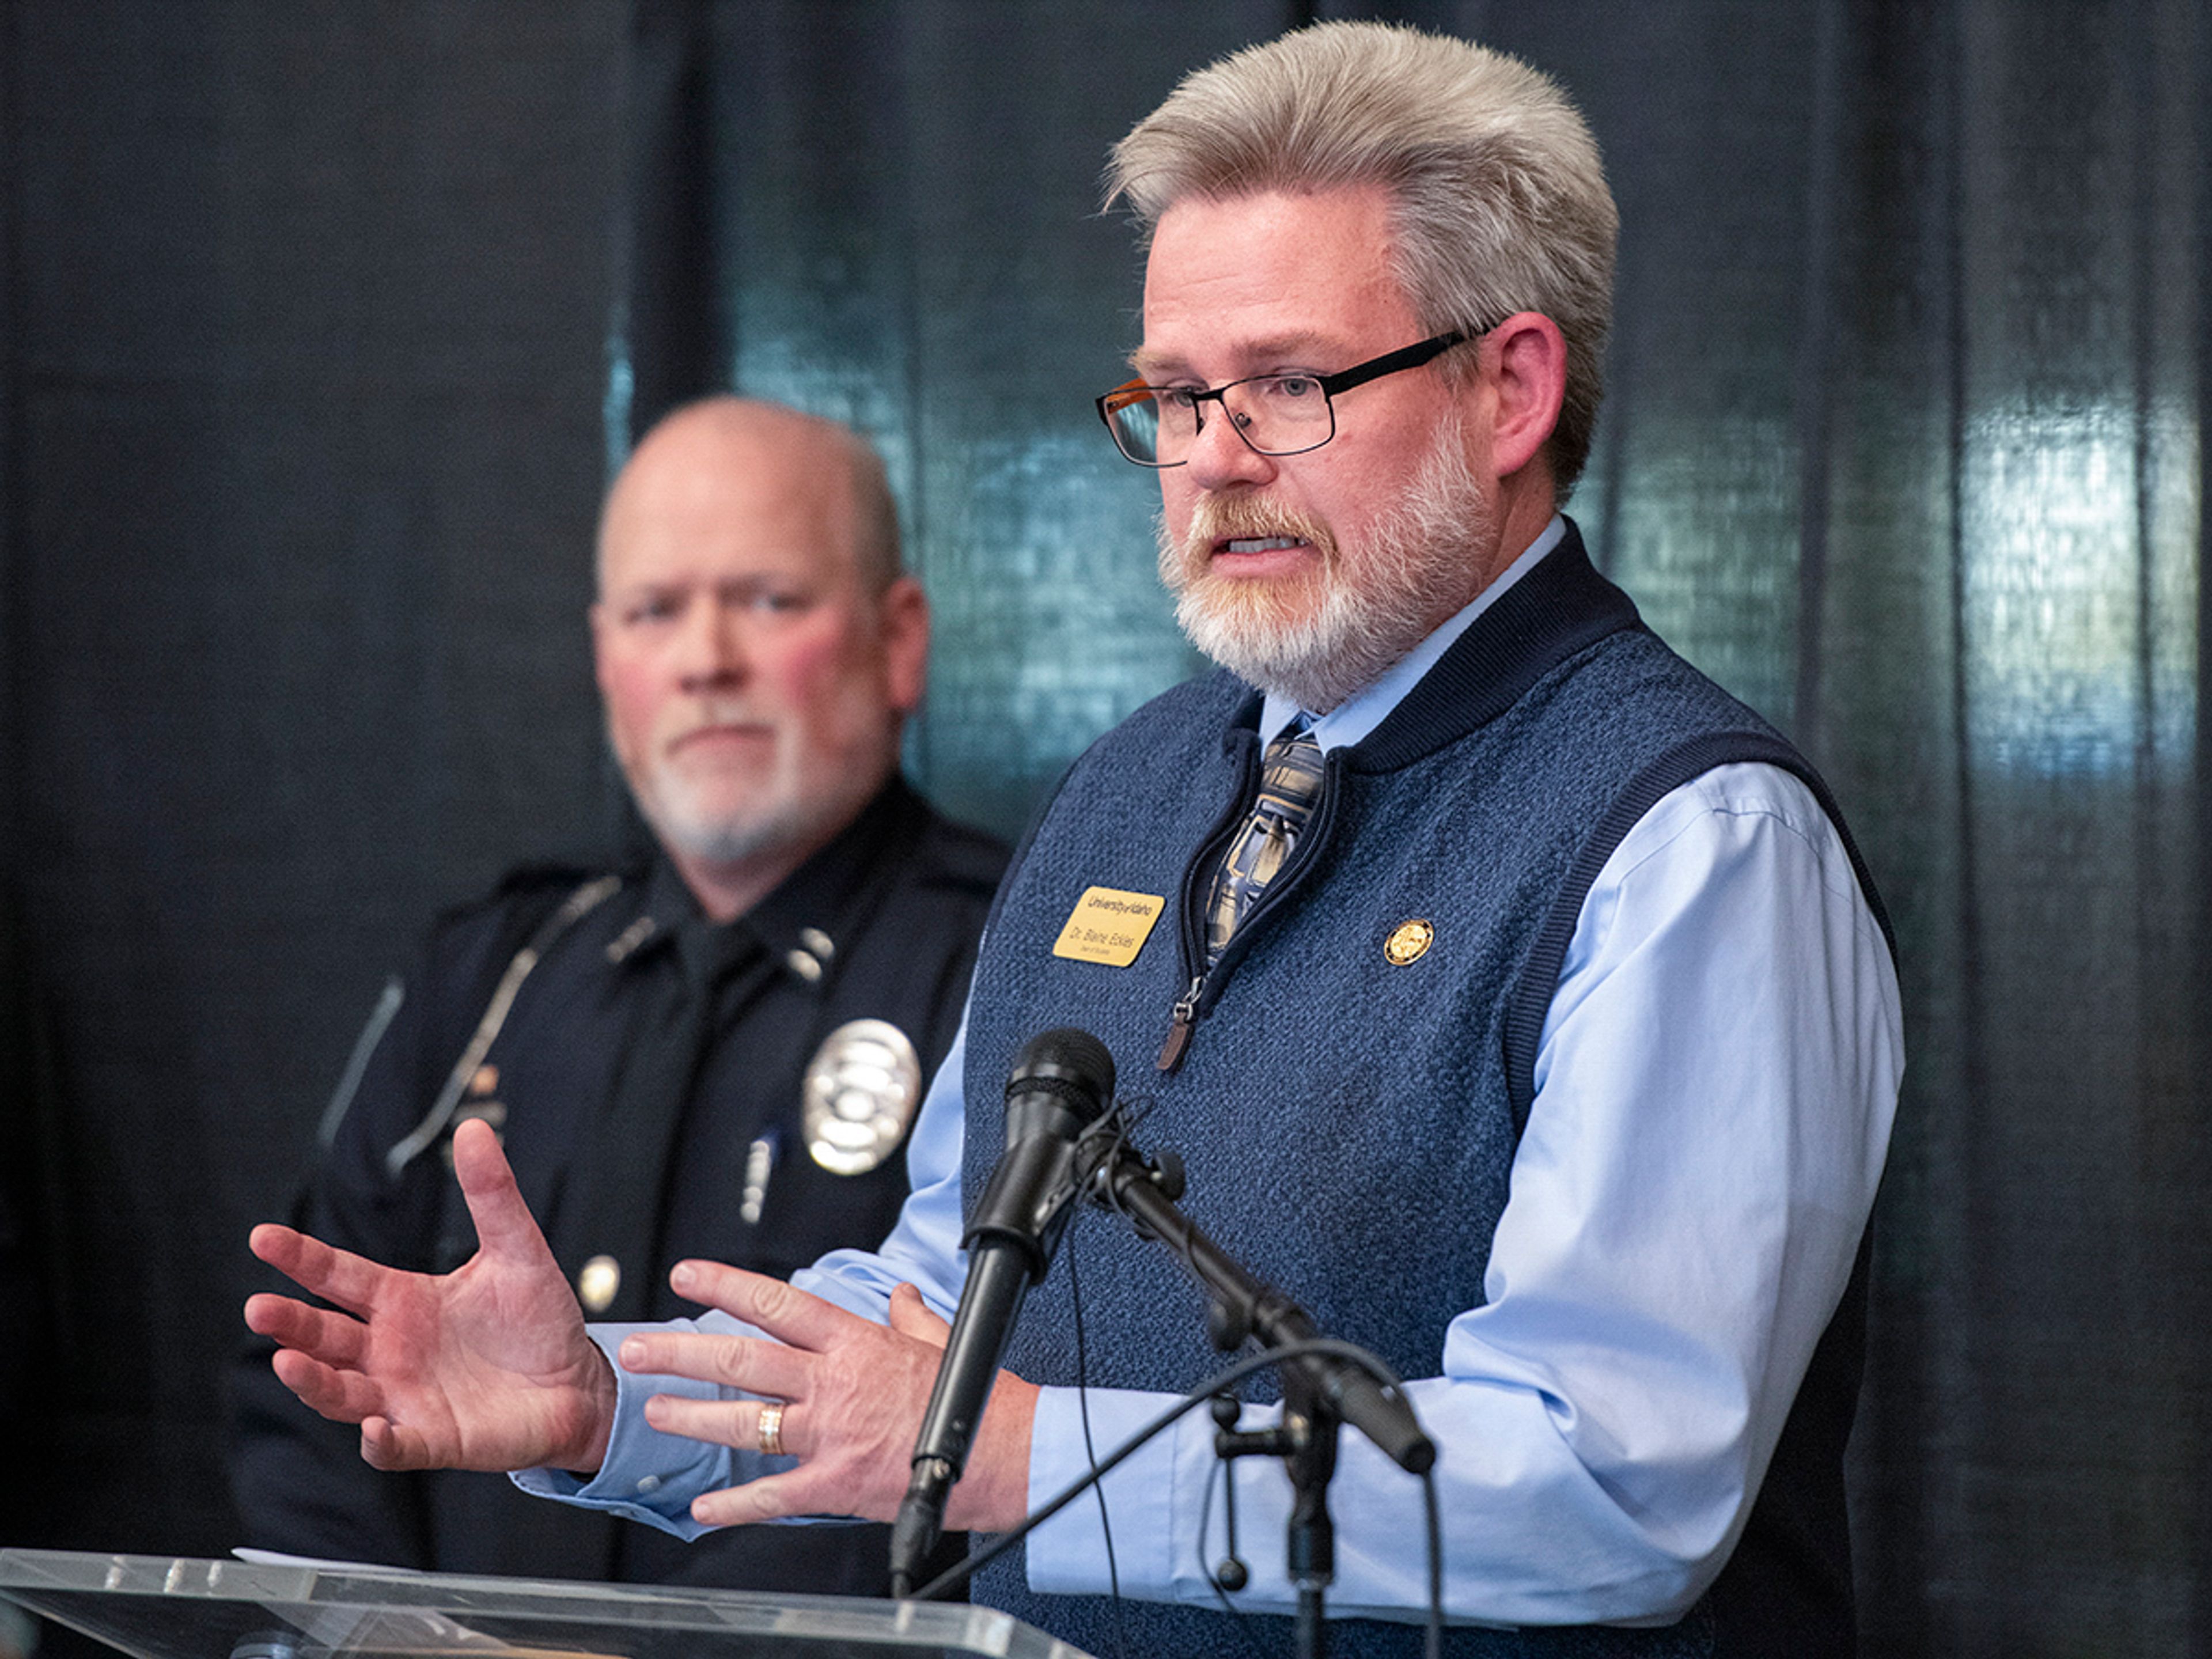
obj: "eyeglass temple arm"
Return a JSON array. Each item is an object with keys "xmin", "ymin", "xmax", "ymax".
[{"xmin": 1315, "ymin": 325, "xmax": 1491, "ymax": 397}]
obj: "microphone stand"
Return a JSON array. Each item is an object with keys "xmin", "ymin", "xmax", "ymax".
[
  {"xmin": 1084, "ymin": 1132, "xmax": 1434, "ymax": 1659},
  {"xmin": 1222, "ymin": 1363, "xmax": 1338, "ymax": 1654}
]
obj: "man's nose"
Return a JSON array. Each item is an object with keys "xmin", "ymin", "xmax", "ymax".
[
  {"xmin": 676, "ymin": 597, "xmax": 747, "ymax": 687},
  {"xmin": 1184, "ymin": 404, "xmax": 1278, "ymax": 491}
]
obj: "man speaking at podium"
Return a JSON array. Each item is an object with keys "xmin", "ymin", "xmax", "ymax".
[{"xmin": 245, "ymin": 22, "xmax": 1902, "ymax": 1655}]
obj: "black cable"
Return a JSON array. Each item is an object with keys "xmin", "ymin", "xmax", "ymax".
[
  {"xmin": 1195, "ymin": 1445, "xmax": 1278, "ymax": 1659},
  {"xmin": 1422, "ymin": 1465, "xmax": 1443, "ymax": 1659},
  {"xmin": 1063, "ymin": 1219, "xmax": 1127, "ymax": 1659}
]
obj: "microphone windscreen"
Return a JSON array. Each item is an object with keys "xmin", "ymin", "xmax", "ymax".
[{"xmin": 1006, "ymin": 1027, "xmax": 1115, "ymax": 1113}]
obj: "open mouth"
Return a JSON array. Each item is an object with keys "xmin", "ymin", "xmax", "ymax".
[{"xmin": 1205, "ymin": 533, "xmax": 1319, "ymax": 579}]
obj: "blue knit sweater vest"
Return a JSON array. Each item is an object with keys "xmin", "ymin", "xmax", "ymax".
[{"xmin": 960, "ymin": 525, "xmax": 1885, "ymax": 1658}]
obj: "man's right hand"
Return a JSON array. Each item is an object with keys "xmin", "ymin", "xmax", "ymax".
[{"xmin": 244, "ymin": 1116, "xmax": 616, "ymax": 1476}]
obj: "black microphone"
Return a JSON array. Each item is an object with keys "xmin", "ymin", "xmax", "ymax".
[{"xmin": 889, "ymin": 1027, "xmax": 1116, "ymax": 1596}]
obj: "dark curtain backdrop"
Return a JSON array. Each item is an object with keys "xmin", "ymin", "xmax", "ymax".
[
  {"xmin": 0, "ymin": 0, "xmax": 633, "ymax": 1566},
  {"xmin": 2, "ymin": 4, "xmax": 2206, "ymax": 1658}
]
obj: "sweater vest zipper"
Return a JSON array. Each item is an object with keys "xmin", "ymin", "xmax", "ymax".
[{"xmin": 1157, "ymin": 748, "xmax": 1346, "ymax": 1073}]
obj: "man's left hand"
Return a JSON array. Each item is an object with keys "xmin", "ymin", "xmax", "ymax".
[{"xmin": 616, "ymin": 1264, "xmax": 1037, "ymax": 1532}]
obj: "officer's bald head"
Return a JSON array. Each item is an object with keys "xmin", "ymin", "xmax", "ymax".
[{"xmin": 588, "ymin": 399, "xmax": 928, "ymax": 920}]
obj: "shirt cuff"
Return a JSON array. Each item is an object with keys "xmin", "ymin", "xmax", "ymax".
[
  {"xmin": 507, "ymin": 1323, "xmax": 736, "ymax": 1539},
  {"xmin": 1024, "ymin": 1384, "xmax": 1295, "ymax": 1605}
]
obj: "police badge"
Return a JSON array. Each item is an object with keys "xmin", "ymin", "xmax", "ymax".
[{"xmin": 802, "ymin": 1018, "xmax": 923, "ymax": 1174}]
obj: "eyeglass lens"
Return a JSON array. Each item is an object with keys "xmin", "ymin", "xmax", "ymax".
[{"xmin": 1107, "ymin": 376, "xmax": 1334, "ymax": 465}]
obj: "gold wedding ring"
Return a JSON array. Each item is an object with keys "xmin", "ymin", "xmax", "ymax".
[{"xmin": 757, "ymin": 1400, "xmax": 786, "ymax": 1458}]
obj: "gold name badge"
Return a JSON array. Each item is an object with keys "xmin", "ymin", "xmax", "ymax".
[{"xmin": 1052, "ymin": 886, "xmax": 1166, "ymax": 968}]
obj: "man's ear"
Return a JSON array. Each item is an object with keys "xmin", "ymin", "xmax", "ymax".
[
  {"xmin": 1483, "ymin": 312, "xmax": 1568, "ymax": 482},
  {"xmin": 878, "ymin": 576, "xmax": 930, "ymax": 714},
  {"xmin": 588, "ymin": 599, "xmax": 615, "ymax": 698}
]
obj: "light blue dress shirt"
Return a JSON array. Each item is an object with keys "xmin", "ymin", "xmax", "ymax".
[{"xmin": 520, "ymin": 517, "xmax": 1903, "ymax": 1629}]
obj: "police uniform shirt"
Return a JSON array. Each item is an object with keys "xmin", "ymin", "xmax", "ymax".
[{"xmin": 227, "ymin": 778, "xmax": 1005, "ymax": 1593}]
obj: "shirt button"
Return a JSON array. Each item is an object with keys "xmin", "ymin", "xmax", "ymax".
[{"xmin": 577, "ymin": 1255, "xmax": 621, "ymax": 1314}]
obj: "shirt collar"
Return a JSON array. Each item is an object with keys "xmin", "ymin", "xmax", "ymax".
[
  {"xmin": 627, "ymin": 778, "xmax": 923, "ymax": 990},
  {"xmin": 1259, "ymin": 513, "xmax": 1568, "ymax": 752}
]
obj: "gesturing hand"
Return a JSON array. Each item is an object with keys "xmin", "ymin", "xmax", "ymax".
[
  {"xmin": 616, "ymin": 1264, "xmax": 1037, "ymax": 1534},
  {"xmin": 244, "ymin": 1116, "xmax": 616, "ymax": 1475}
]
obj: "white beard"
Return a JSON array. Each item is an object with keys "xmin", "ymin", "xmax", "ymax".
[
  {"xmin": 1157, "ymin": 419, "xmax": 1495, "ymax": 712},
  {"xmin": 639, "ymin": 778, "xmax": 805, "ymax": 869}
]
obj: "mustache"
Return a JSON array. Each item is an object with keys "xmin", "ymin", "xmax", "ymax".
[
  {"xmin": 1176, "ymin": 494, "xmax": 1337, "ymax": 571},
  {"xmin": 671, "ymin": 698, "xmax": 772, "ymax": 734}
]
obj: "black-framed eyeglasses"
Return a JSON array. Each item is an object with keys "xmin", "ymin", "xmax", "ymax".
[{"xmin": 1093, "ymin": 326, "xmax": 1493, "ymax": 468}]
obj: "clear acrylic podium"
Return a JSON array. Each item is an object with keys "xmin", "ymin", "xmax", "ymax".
[{"xmin": 0, "ymin": 1550, "xmax": 1096, "ymax": 1659}]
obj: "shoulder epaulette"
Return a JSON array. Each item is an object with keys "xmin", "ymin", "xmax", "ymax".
[{"xmin": 384, "ymin": 874, "xmax": 624, "ymax": 1177}]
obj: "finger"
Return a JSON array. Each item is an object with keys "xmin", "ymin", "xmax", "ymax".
[
  {"xmin": 360, "ymin": 1415, "xmax": 438, "ymax": 1473},
  {"xmin": 270, "ymin": 1347, "xmax": 385, "ymax": 1426},
  {"xmin": 887, "ymin": 1282, "xmax": 951, "ymax": 1350},
  {"xmin": 691, "ymin": 1467, "xmax": 850, "ymax": 1529},
  {"xmin": 615, "ymin": 1328, "xmax": 814, "ymax": 1400},
  {"xmin": 642, "ymin": 1392, "xmax": 798, "ymax": 1459},
  {"xmin": 668, "ymin": 1260, "xmax": 869, "ymax": 1354},
  {"xmin": 450, "ymin": 1118, "xmax": 556, "ymax": 1264},
  {"xmin": 248, "ymin": 1222, "xmax": 306, "ymax": 1272},
  {"xmin": 248, "ymin": 1224, "xmax": 393, "ymax": 1321},
  {"xmin": 245, "ymin": 1293, "xmax": 369, "ymax": 1369}
]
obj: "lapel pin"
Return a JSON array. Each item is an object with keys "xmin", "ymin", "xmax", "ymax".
[{"xmin": 1384, "ymin": 919, "xmax": 1435, "ymax": 965}]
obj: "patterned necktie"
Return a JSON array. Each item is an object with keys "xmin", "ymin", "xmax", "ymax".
[{"xmin": 1205, "ymin": 722, "xmax": 1325, "ymax": 965}]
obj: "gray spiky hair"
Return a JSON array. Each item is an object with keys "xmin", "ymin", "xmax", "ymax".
[{"xmin": 1108, "ymin": 21, "xmax": 1616, "ymax": 496}]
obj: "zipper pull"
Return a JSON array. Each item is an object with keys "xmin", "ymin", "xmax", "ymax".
[{"xmin": 1157, "ymin": 975, "xmax": 1205, "ymax": 1073}]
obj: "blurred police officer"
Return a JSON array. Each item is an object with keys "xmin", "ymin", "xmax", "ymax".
[{"xmin": 226, "ymin": 397, "xmax": 1005, "ymax": 1593}]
